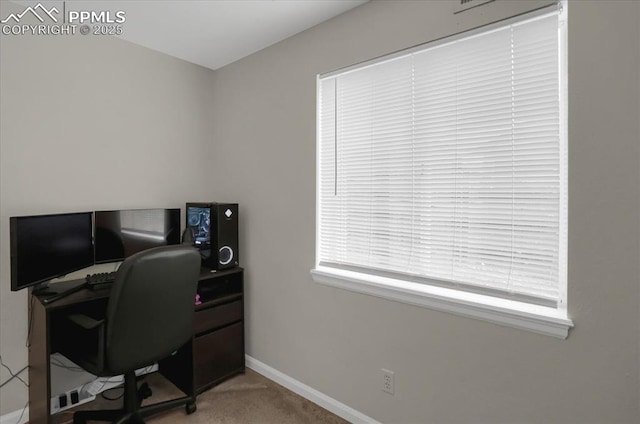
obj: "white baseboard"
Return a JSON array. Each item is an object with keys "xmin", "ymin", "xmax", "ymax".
[
  {"xmin": 245, "ymin": 355, "xmax": 380, "ymax": 424},
  {"xmin": 0, "ymin": 406, "xmax": 28, "ymax": 424}
]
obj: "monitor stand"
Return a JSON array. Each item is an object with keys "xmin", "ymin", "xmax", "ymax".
[{"xmin": 32, "ymin": 281, "xmax": 56, "ymax": 295}]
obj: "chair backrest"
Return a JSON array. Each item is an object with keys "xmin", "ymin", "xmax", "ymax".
[{"xmin": 104, "ymin": 245, "xmax": 201, "ymax": 374}]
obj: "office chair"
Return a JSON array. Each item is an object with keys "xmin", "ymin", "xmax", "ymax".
[{"xmin": 59, "ymin": 245, "xmax": 201, "ymax": 424}]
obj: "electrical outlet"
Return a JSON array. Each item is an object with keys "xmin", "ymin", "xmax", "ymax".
[{"xmin": 381, "ymin": 369, "xmax": 394, "ymax": 395}]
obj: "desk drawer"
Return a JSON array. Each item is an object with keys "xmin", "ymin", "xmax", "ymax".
[
  {"xmin": 194, "ymin": 321, "xmax": 244, "ymax": 391},
  {"xmin": 194, "ymin": 300, "xmax": 242, "ymax": 335}
]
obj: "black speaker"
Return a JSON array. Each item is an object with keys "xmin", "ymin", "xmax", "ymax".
[{"xmin": 186, "ymin": 202, "xmax": 239, "ymax": 270}]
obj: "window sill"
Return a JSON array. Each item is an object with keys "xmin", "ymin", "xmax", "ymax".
[{"xmin": 310, "ymin": 267, "xmax": 573, "ymax": 339}]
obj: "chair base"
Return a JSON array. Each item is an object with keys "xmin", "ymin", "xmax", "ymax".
[{"xmin": 72, "ymin": 371, "xmax": 196, "ymax": 424}]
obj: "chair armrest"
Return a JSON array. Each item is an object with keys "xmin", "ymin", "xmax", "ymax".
[{"xmin": 68, "ymin": 313, "xmax": 104, "ymax": 330}]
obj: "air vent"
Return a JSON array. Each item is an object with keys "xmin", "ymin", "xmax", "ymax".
[{"xmin": 453, "ymin": 0, "xmax": 494, "ymax": 13}]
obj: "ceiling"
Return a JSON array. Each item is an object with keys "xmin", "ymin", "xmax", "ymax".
[{"xmin": 11, "ymin": 1, "xmax": 367, "ymax": 70}]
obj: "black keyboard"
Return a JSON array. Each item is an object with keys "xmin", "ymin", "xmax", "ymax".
[{"xmin": 85, "ymin": 272, "xmax": 117, "ymax": 286}]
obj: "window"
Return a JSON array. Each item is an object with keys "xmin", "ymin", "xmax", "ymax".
[{"xmin": 313, "ymin": 5, "xmax": 572, "ymax": 338}]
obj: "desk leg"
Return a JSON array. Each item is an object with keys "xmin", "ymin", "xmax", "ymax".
[{"xmin": 28, "ymin": 296, "xmax": 51, "ymax": 424}]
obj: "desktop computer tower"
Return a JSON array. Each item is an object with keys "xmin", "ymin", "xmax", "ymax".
[{"xmin": 186, "ymin": 202, "xmax": 239, "ymax": 270}]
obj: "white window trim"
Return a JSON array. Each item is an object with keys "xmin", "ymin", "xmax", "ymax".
[
  {"xmin": 311, "ymin": 266, "xmax": 573, "ymax": 339},
  {"xmin": 312, "ymin": 3, "xmax": 573, "ymax": 339}
]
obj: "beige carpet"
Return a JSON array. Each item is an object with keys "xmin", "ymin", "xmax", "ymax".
[{"xmin": 56, "ymin": 369, "xmax": 349, "ymax": 424}]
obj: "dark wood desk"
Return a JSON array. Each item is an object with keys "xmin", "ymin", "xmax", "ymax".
[{"xmin": 28, "ymin": 267, "xmax": 244, "ymax": 424}]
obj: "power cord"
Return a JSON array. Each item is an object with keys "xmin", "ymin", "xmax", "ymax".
[
  {"xmin": 101, "ymin": 375, "xmax": 150, "ymax": 401},
  {"xmin": 50, "ymin": 356, "xmax": 85, "ymax": 373},
  {"xmin": 0, "ymin": 355, "xmax": 29, "ymax": 424},
  {"xmin": 101, "ymin": 385, "xmax": 125, "ymax": 401},
  {"xmin": 26, "ymin": 295, "xmax": 34, "ymax": 348},
  {"xmin": 12, "ymin": 400, "xmax": 28, "ymax": 424},
  {"xmin": 0, "ymin": 355, "xmax": 28, "ymax": 389}
]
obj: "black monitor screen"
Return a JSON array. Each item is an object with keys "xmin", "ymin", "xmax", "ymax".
[
  {"xmin": 187, "ymin": 206, "xmax": 210, "ymax": 248},
  {"xmin": 94, "ymin": 208, "xmax": 180, "ymax": 263},
  {"xmin": 10, "ymin": 212, "xmax": 94, "ymax": 291}
]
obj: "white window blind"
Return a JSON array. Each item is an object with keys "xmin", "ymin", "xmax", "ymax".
[{"xmin": 317, "ymin": 10, "xmax": 566, "ymax": 307}]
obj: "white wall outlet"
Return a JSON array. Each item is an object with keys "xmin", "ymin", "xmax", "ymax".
[{"xmin": 381, "ymin": 368, "xmax": 395, "ymax": 395}]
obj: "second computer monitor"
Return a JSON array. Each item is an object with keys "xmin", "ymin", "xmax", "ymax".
[{"xmin": 94, "ymin": 208, "xmax": 181, "ymax": 263}]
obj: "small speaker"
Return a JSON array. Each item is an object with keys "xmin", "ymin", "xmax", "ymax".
[{"xmin": 186, "ymin": 202, "xmax": 239, "ymax": 270}]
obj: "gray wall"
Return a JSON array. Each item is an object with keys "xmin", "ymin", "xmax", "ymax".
[
  {"xmin": 1, "ymin": 0, "xmax": 639, "ymax": 422},
  {"xmin": 0, "ymin": 1, "xmax": 214, "ymax": 414},
  {"xmin": 208, "ymin": 1, "xmax": 640, "ymax": 423}
]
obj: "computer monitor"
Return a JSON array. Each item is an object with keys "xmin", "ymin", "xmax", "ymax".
[
  {"xmin": 94, "ymin": 208, "xmax": 181, "ymax": 263},
  {"xmin": 10, "ymin": 212, "xmax": 94, "ymax": 292}
]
